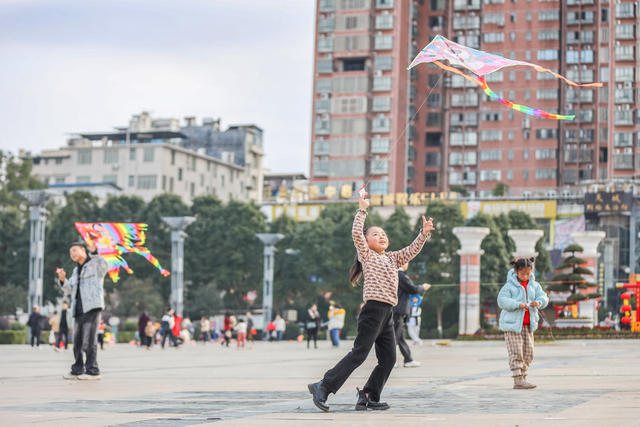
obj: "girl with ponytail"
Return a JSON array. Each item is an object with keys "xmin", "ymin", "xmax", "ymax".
[{"xmin": 308, "ymin": 192, "xmax": 435, "ymax": 412}]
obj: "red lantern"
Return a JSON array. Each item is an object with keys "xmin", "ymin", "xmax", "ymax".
[
  {"xmin": 621, "ymin": 316, "xmax": 632, "ymax": 324},
  {"xmin": 621, "ymin": 304, "xmax": 633, "ymax": 312},
  {"xmin": 621, "ymin": 292, "xmax": 632, "ymax": 299}
]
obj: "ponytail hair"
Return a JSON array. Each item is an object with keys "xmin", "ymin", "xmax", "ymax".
[
  {"xmin": 349, "ymin": 227, "xmax": 369, "ymax": 286},
  {"xmin": 510, "ymin": 257, "xmax": 535, "ymax": 271},
  {"xmin": 349, "ymin": 253, "xmax": 363, "ymax": 286}
]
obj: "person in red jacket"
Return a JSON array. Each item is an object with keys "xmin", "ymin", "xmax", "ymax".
[
  {"xmin": 172, "ymin": 314, "xmax": 182, "ymax": 344},
  {"xmin": 222, "ymin": 313, "xmax": 232, "ymax": 347}
]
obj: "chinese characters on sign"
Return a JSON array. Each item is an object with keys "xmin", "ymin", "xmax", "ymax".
[{"xmin": 584, "ymin": 192, "xmax": 632, "ymax": 214}]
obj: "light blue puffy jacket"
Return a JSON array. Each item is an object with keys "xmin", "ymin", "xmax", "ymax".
[{"xmin": 497, "ymin": 269, "xmax": 549, "ymax": 333}]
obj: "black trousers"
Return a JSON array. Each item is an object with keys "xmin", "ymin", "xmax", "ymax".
[
  {"xmin": 322, "ymin": 300, "xmax": 396, "ymax": 402},
  {"xmin": 393, "ymin": 312, "xmax": 413, "ymax": 364},
  {"xmin": 307, "ymin": 327, "xmax": 318, "ymax": 348},
  {"xmin": 30, "ymin": 328, "xmax": 41, "ymax": 347},
  {"xmin": 161, "ymin": 330, "xmax": 178, "ymax": 348},
  {"xmin": 57, "ymin": 329, "xmax": 69, "ymax": 349},
  {"xmin": 71, "ymin": 309, "xmax": 101, "ymax": 375}
]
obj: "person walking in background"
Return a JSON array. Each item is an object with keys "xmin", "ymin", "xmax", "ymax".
[
  {"xmin": 97, "ymin": 317, "xmax": 106, "ymax": 350},
  {"xmin": 49, "ymin": 310, "xmax": 60, "ymax": 351},
  {"xmin": 275, "ymin": 314, "xmax": 286, "ymax": 341},
  {"xmin": 57, "ymin": 302, "xmax": 70, "ymax": 350},
  {"xmin": 138, "ymin": 312, "xmax": 149, "ymax": 347},
  {"xmin": 161, "ymin": 308, "xmax": 178, "ymax": 348},
  {"xmin": 234, "ymin": 318, "xmax": 247, "ymax": 348},
  {"xmin": 407, "ymin": 295, "xmax": 423, "ymax": 346},
  {"xmin": 200, "ymin": 316, "xmax": 211, "ymax": 343},
  {"xmin": 498, "ymin": 257, "xmax": 549, "ymax": 389},
  {"xmin": 394, "ymin": 263, "xmax": 430, "ymax": 368},
  {"xmin": 27, "ymin": 306, "xmax": 43, "ymax": 348},
  {"xmin": 306, "ymin": 304, "xmax": 321, "ymax": 349},
  {"xmin": 246, "ymin": 312, "xmax": 255, "ymax": 348},
  {"xmin": 222, "ymin": 313, "xmax": 232, "ymax": 347},
  {"xmin": 327, "ymin": 303, "xmax": 346, "ymax": 347},
  {"xmin": 172, "ymin": 313, "xmax": 183, "ymax": 346},
  {"xmin": 144, "ymin": 320, "xmax": 155, "ymax": 350},
  {"xmin": 56, "ymin": 240, "xmax": 109, "ymax": 380}
]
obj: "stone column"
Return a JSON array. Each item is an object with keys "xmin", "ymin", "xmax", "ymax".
[
  {"xmin": 162, "ymin": 216, "xmax": 196, "ymax": 316},
  {"xmin": 18, "ymin": 190, "xmax": 56, "ymax": 314},
  {"xmin": 571, "ymin": 231, "xmax": 606, "ymax": 326},
  {"xmin": 453, "ymin": 227, "xmax": 490, "ymax": 336},
  {"xmin": 256, "ymin": 233, "xmax": 284, "ymax": 330},
  {"xmin": 507, "ymin": 229, "xmax": 544, "ymax": 259}
]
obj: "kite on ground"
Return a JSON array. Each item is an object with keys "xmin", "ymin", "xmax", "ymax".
[
  {"xmin": 75, "ymin": 222, "xmax": 170, "ymax": 283},
  {"xmin": 408, "ymin": 35, "xmax": 602, "ymax": 120}
]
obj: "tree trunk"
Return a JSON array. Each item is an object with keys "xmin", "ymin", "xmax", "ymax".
[{"xmin": 436, "ymin": 304, "xmax": 444, "ymax": 338}]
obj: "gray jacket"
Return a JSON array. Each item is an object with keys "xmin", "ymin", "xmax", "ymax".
[{"xmin": 57, "ymin": 254, "xmax": 109, "ymax": 316}]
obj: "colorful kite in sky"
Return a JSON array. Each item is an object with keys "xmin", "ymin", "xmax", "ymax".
[
  {"xmin": 75, "ymin": 222, "xmax": 170, "ymax": 283},
  {"xmin": 408, "ymin": 35, "xmax": 602, "ymax": 120}
]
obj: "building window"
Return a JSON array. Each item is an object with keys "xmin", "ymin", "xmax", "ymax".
[
  {"xmin": 483, "ymin": 32, "xmax": 505, "ymax": 43},
  {"xmin": 103, "ymin": 175, "xmax": 117, "ymax": 184},
  {"xmin": 535, "ymin": 149, "xmax": 556, "ymax": 159},
  {"xmin": 426, "ymin": 132, "xmax": 442, "ymax": 147},
  {"xmin": 479, "ymin": 170, "xmax": 501, "ymax": 181},
  {"xmin": 480, "ymin": 130, "xmax": 502, "ymax": 141},
  {"xmin": 77, "ymin": 149, "xmax": 92, "ymax": 165},
  {"xmin": 537, "ymin": 50, "xmax": 559, "ymax": 61},
  {"xmin": 374, "ymin": 35, "xmax": 393, "ymax": 50},
  {"xmin": 137, "ymin": 175, "xmax": 157, "ymax": 189},
  {"xmin": 483, "ymin": 13, "xmax": 505, "ymax": 26},
  {"xmin": 427, "ymin": 93, "xmax": 441, "ymax": 107},
  {"xmin": 425, "ymin": 152, "xmax": 440, "ymax": 166},
  {"xmin": 371, "ymin": 137, "xmax": 390, "ymax": 153},
  {"xmin": 129, "ymin": 148, "xmax": 136, "ymax": 161},
  {"xmin": 76, "ymin": 176, "xmax": 91, "ymax": 183},
  {"xmin": 178, "ymin": 168, "xmax": 183, "ymax": 181},
  {"xmin": 372, "ymin": 96, "xmax": 392, "ymax": 112},
  {"xmin": 103, "ymin": 149, "xmax": 119, "ymax": 164},
  {"xmin": 479, "ymin": 150, "xmax": 502, "ymax": 161},
  {"xmin": 375, "ymin": 56, "xmax": 393, "ymax": 71},
  {"xmin": 535, "ymin": 169, "xmax": 556, "ymax": 180},
  {"xmin": 375, "ymin": 14, "xmax": 394, "ymax": 30},
  {"xmin": 426, "ymin": 112, "xmax": 442, "ymax": 127},
  {"xmin": 317, "ymin": 58, "xmax": 333, "ymax": 73},
  {"xmin": 318, "ymin": 37, "xmax": 334, "ymax": 53},
  {"xmin": 373, "ymin": 76, "xmax": 392, "ymax": 91},
  {"xmin": 143, "ymin": 148, "xmax": 154, "ymax": 162},
  {"xmin": 615, "ymin": 24, "xmax": 635, "ymax": 40},
  {"xmin": 162, "ymin": 175, "xmax": 167, "ymax": 190},
  {"xmin": 424, "ymin": 172, "xmax": 439, "ymax": 187},
  {"xmin": 536, "ymin": 89, "xmax": 558, "ymax": 100},
  {"xmin": 538, "ymin": 10, "xmax": 559, "ymax": 21}
]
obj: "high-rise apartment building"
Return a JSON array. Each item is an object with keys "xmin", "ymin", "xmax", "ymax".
[{"xmin": 309, "ymin": 0, "xmax": 640, "ymax": 198}]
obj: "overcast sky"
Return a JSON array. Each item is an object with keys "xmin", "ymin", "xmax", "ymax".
[{"xmin": 0, "ymin": 0, "xmax": 315, "ymax": 174}]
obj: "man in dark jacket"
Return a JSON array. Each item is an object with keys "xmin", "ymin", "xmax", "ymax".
[
  {"xmin": 394, "ymin": 263, "xmax": 430, "ymax": 367},
  {"xmin": 27, "ymin": 305, "xmax": 43, "ymax": 348}
]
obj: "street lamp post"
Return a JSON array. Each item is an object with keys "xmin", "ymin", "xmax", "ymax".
[
  {"xmin": 161, "ymin": 216, "xmax": 195, "ymax": 316},
  {"xmin": 18, "ymin": 189, "xmax": 57, "ymax": 315},
  {"xmin": 256, "ymin": 233, "xmax": 284, "ymax": 332}
]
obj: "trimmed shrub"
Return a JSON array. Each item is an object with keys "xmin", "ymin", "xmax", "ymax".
[
  {"xmin": 10, "ymin": 322, "xmax": 26, "ymax": 331},
  {"xmin": 0, "ymin": 330, "xmax": 27, "ymax": 344},
  {"xmin": 116, "ymin": 331, "xmax": 136, "ymax": 343}
]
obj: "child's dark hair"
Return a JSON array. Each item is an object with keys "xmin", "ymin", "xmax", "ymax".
[
  {"xmin": 349, "ymin": 227, "xmax": 369, "ymax": 286},
  {"xmin": 510, "ymin": 257, "xmax": 535, "ymax": 271}
]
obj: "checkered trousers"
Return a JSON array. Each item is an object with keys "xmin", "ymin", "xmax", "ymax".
[{"xmin": 504, "ymin": 325, "xmax": 534, "ymax": 377}]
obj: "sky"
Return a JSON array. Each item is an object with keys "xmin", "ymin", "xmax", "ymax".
[{"xmin": 0, "ymin": 0, "xmax": 315, "ymax": 174}]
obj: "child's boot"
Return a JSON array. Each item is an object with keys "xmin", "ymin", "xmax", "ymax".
[
  {"xmin": 522, "ymin": 374, "xmax": 537, "ymax": 389},
  {"xmin": 513, "ymin": 375, "xmax": 535, "ymax": 389}
]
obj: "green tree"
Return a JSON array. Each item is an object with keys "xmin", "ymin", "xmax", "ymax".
[
  {"xmin": 492, "ymin": 182, "xmax": 509, "ymax": 197},
  {"xmin": 547, "ymin": 243, "xmax": 596, "ymax": 303},
  {"xmin": 0, "ymin": 283, "xmax": 28, "ymax": 315},
  {"xmin": 112, "ymin": 278, "xmax": 164, "ymax": 319},
  {"xmin": 0, "ymin": 151, "xmax": 45, "ymax": 207},
  {"xmin": 412, "ymin": 201, "xmax": 465, "ymax": 338},
  {"xmin": 383, "ymin": 207, "xmax": 414, "ymax": 251}
]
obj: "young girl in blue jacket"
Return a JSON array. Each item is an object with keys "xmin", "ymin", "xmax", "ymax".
[{"xmin": 497, "ymin": 257, "xmax": 549, "ymax": 389}]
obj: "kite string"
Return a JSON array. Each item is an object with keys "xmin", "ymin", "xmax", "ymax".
[{"xmin": 362, "ymin": 68, "xmax": 445, "ymax": 194}]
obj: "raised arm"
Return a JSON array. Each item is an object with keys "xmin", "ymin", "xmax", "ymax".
[
  {"xmin": 352, "ymin": 195, "xmax": 370, "ymax": 262},
  {"xmin": 398, "ymin": 270, "xmax": 424, "ymax": 295},
  {"xmin": 391, "ymin": 216, "xmax": 434, "ymax": 267}
]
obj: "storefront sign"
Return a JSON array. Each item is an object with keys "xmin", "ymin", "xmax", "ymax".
[{"xmin": 584, "ymin": 192, "xmax": 632, "ymax": 213}]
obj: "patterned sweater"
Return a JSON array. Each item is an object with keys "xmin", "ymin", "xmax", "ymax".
[{"xmin": 353, "ymin": 210, "xmax": 429, "ymax": 306}]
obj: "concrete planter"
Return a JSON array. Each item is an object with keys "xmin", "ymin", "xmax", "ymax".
[{"xmin": 554, "ymin": 318, "xmax": 594, "ymax": 329}]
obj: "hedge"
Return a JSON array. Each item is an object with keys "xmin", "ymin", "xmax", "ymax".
[
  {"xmin": 0, "ymin": 330, "xmax": 27, "ymax": 344},
  {"xmin": 116, "ymin": 331, "xmax": 136, "ymax": 343}
]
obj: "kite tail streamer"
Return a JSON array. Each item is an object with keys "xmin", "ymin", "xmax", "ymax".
[{"xmin": 478, "ymin": 76, "xmax": 575, "ymax": 120}]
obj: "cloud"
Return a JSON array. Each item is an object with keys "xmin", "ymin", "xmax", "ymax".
[{"xmin": 0, "ymin": 0, "xmax": 314, "ymax": 174}]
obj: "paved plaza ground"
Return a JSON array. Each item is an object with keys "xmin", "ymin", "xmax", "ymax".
[{"xmin": 0, "ymin": 338, "xmax": 638, "ymax": 426}]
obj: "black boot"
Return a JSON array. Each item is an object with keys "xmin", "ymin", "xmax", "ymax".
[
  {"xmin": 355, "ymin": 388, "xmax": 390, "ymax": 411},
  {"xmin": 308, "ymin": 381, "xmax": 330, "ymax": 412}
]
